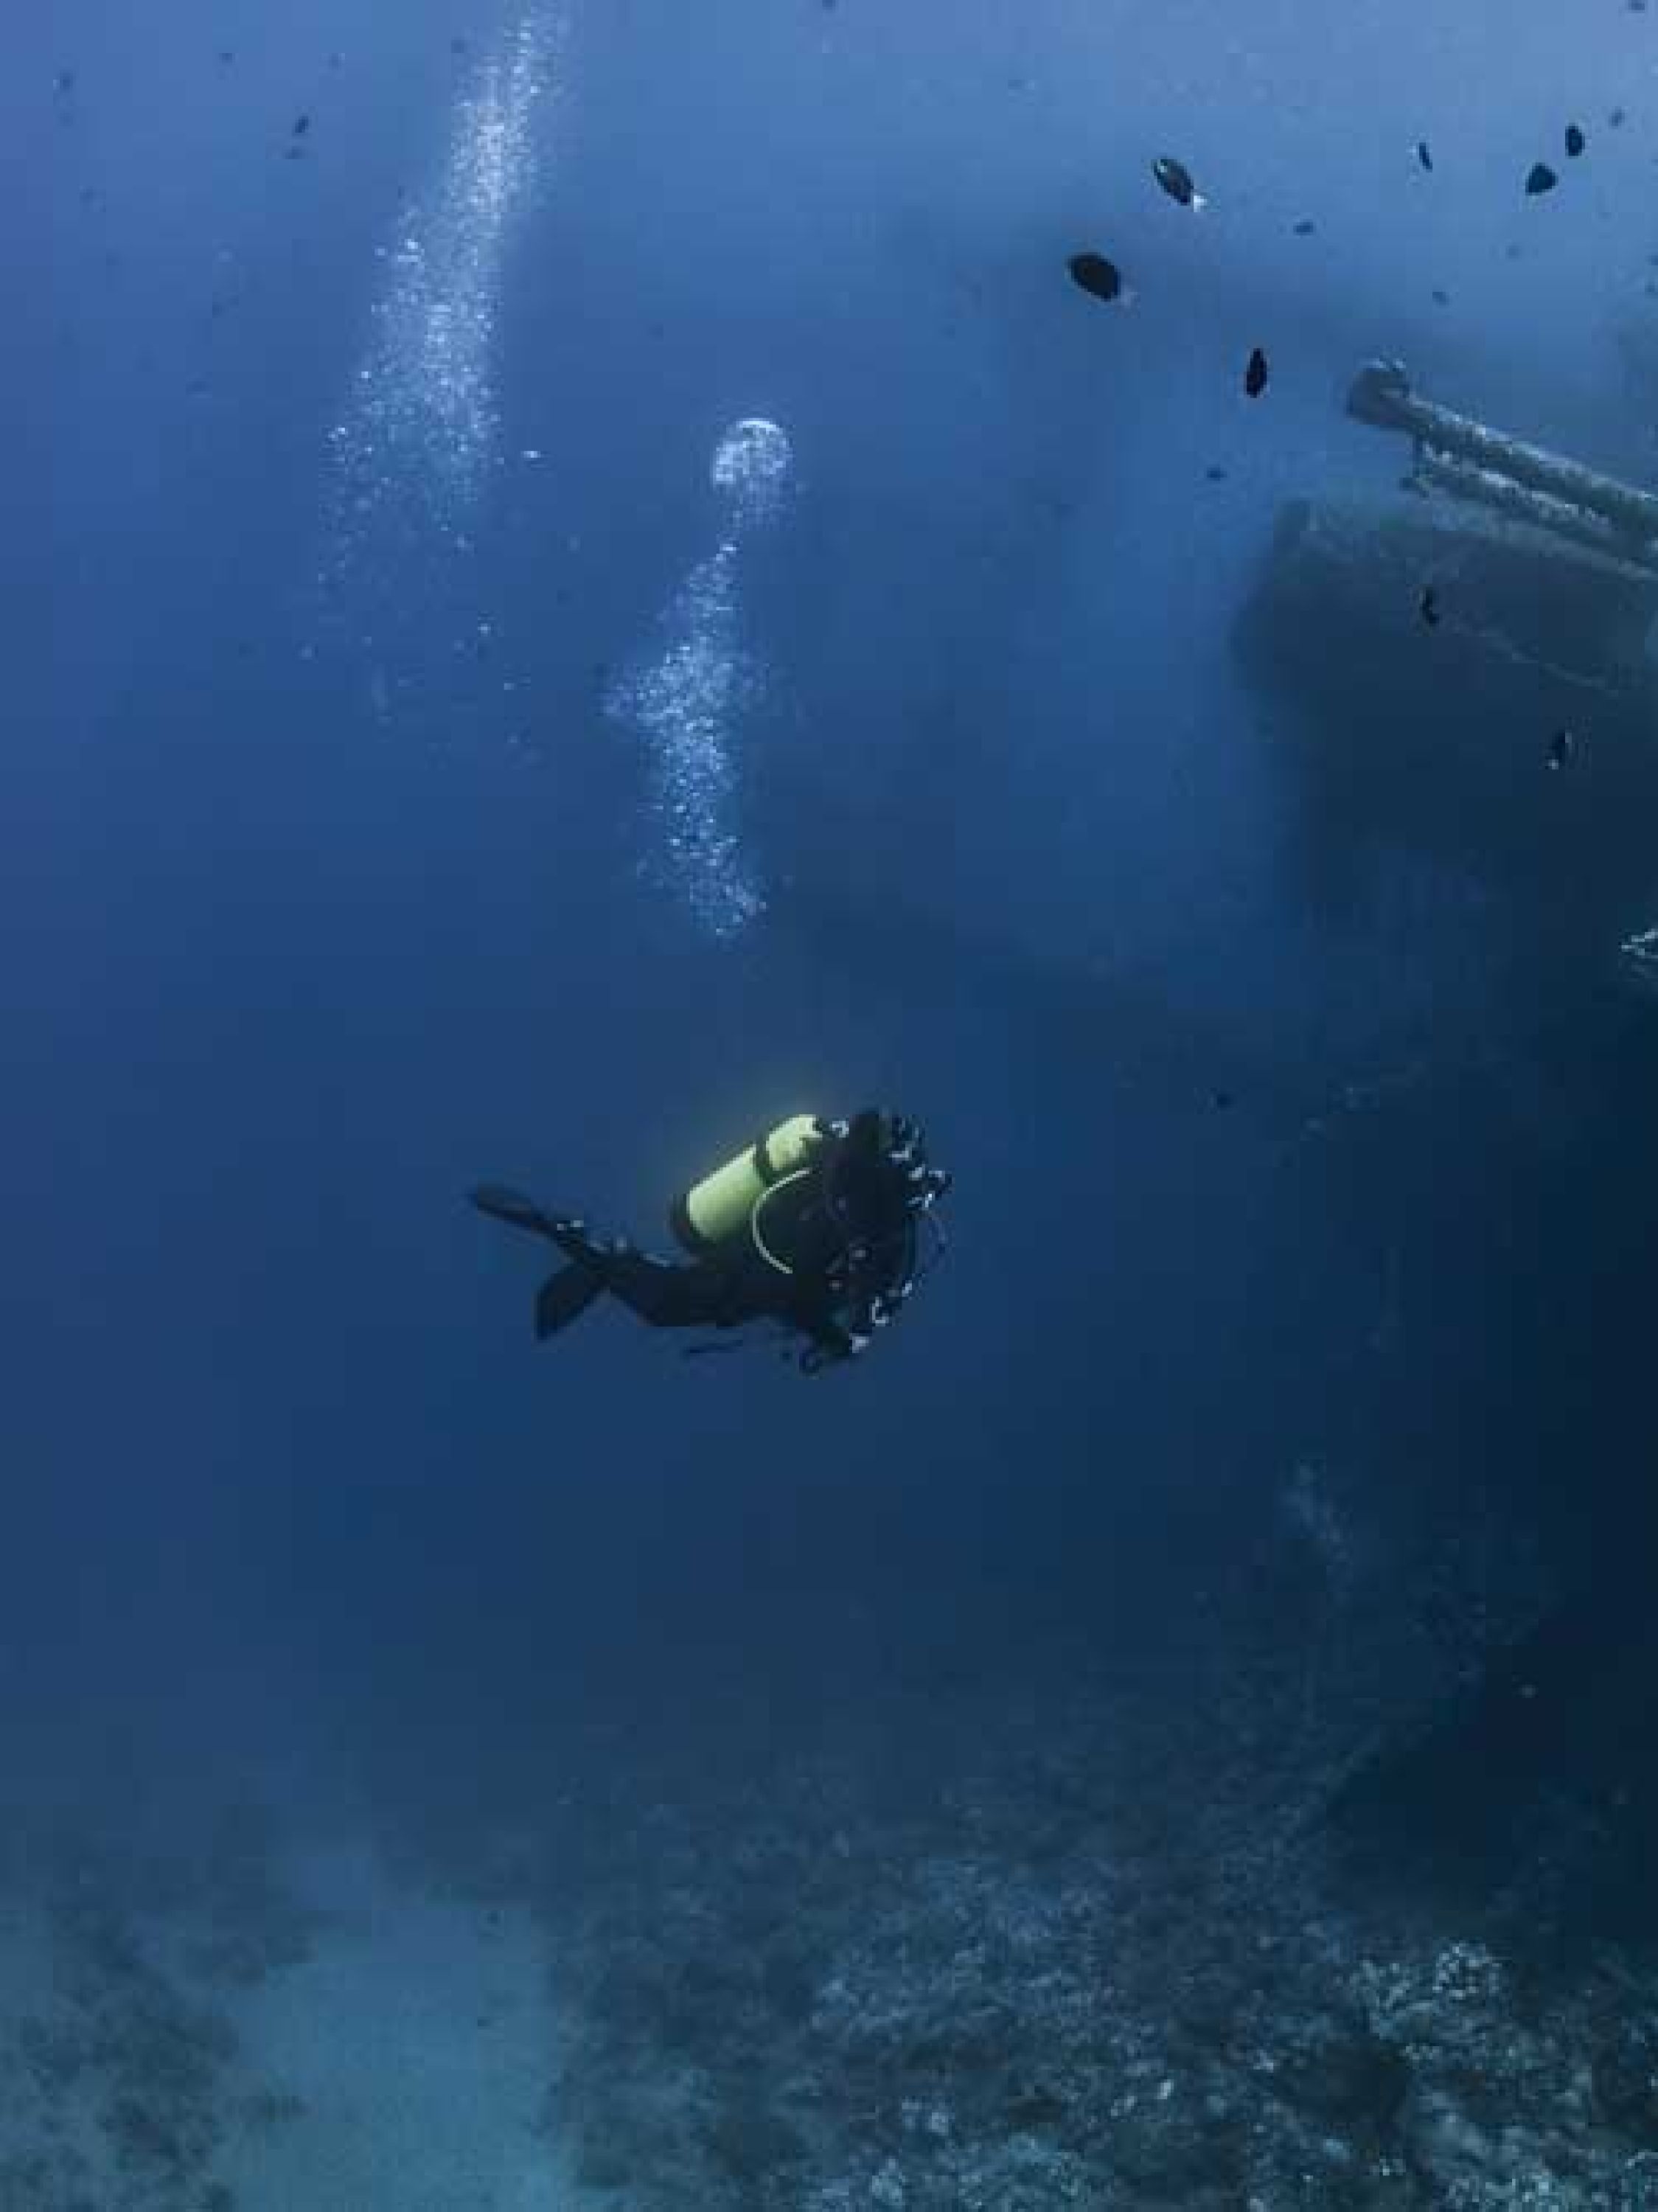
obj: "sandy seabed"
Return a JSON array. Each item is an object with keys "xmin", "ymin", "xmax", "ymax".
[{"xmin": 0, "ymin": 1828, "xmax": 585, "ymax": 2212}]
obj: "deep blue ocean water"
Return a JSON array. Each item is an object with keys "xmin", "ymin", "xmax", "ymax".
[{"xmin": 21, "ymin": 4, "xmax": 1658, "ymax": 2202}]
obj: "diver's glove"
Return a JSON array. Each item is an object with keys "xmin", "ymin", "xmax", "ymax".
[{"xmin": 799, "ymin": 1329, "xmax": 871, "ymax": 1375}]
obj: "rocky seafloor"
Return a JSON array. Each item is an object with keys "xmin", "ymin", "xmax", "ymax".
[
  {"xmin": 6, "ymin": 1475, "xmax": 1655, "ymax": 2211},
  {"xmin": 516, "ymin": 1509, "xmax": 1658, "ymax": 2211}
]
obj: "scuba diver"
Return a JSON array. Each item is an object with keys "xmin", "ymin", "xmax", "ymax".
[{"xmin": 470, "ymin": 1110, "xmax": 950, "ymax": 1371}]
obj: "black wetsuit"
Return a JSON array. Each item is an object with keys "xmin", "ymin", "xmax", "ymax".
[
  {"xmin": 595, "ymin": 1166, "xmax": 916, "ymax": 1361},
  {"xmin": 472, "ymin": 1116, "xmax": 923, "ymax": 1368}
]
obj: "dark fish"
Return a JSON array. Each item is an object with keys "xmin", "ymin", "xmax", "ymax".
[
  {"xmin": 293, "ymin": 113, "xmax": 311, "ymax": 136},
  {"xmin": 1432, "ymin": 287, "xmax": 1451, "ymax": 305},
  {"xmin": 1210, "ymin": 1088, "xmax": 1236, "ymax": 1110},
  {"xmin": 1292, "ymin": 218, "xmax": 1317, "ymax": 235},
  {"xmin": 1205, "ymin": 465, "xmax": 1228, "ymax": 481},
  {"xmin": 1609, "ymin": 107, "xmax": 1627, "ymax": 128},
  {"xmin": 1152, "ymin": 155, "xmax": 1206, "ymax": 209},
  {"xmin": 1547, "ymin": 728, "xmax": 1575, "ymax": 770},
  {"xmin": 1244, "ymin": 347, "xmax": 1269, "ymax": 398},
  {"xmin": 451, "ymin": 36, "xmax": 470, "ymax": 52},
  {"xmin": 1526, "ymin": 161, "xmax": 1558, "ymax": 195},
  {"xmin": 1067, "ymin": 251, "xmax": 1128, "ymax": 305},
  {"xmin": 1420, "ymin": 586, "xmax": 1441, "ymax": 627},
  {"xmin": 1415, "ymin": 139, "xmax": 1433, "ymax": 172},
  {"xmin": 1566, "ymin": 123, "xmax": 1586, "ymax": 159},
  {"xmin": 217, "ymin": 48, "xmax": 235, "ymax": 64}
]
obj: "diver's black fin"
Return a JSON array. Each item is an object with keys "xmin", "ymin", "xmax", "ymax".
[
  {"xmin": 535, "ymin": 1264, "xmax": 607, "ymax": 1340},
  {"xmin": 470, "ymin": 1184, "xmax": 555, "ymax": 1236}
]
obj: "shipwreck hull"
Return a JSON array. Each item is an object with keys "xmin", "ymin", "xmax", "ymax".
[{"xmin": 1236, "ymin": 493, "xmax": 1658, "ymax": 970}]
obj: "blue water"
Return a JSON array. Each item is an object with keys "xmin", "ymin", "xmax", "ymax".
[{"xmin": 21, "ymin": 1, "xmax": 1658, "ymax": 2200}]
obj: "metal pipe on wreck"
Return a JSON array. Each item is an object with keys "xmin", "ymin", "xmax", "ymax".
[
  {"xmin": 1348, "ymin": 358, "xmax": 1658, "ymax": 545},
  {"xmin": 1412, "ymin": 448, "xmax": 1658, "ymax": 571}
]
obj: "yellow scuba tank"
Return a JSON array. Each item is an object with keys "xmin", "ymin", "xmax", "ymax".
[{"xmin": 669, "ymin": 1114, "xmax": 824, "ymax": 1254}]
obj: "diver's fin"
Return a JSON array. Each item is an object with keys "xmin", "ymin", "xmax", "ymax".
[
  {"xmin": 536, "ymin": 1263, "xmax": 607, "ymax": 1340},
  {"xmin": 470, "ymin": 1184, "xmax": 556, "ymax": 1235},
  {"xmin": 473, "ymin": 1186, "xmax": 607, "ymax": 1276}
]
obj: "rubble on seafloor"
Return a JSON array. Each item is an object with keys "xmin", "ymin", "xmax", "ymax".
[
  {"xmin": 532, "ymin": 1591, "xmax": 1658, "ymax": 2211},
  {"xmin": 4, "ymin": 1493, "xmax": 1654, "ymax": 2209}
]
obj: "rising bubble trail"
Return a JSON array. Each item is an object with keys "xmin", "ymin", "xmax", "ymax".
[
  {"xmin": 317, "ymin": 9, "xmax": 564, "ymax": 691},
  {"xmin": 607, "ymin": 419, "xmax": 795, "ymax": 940}
]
